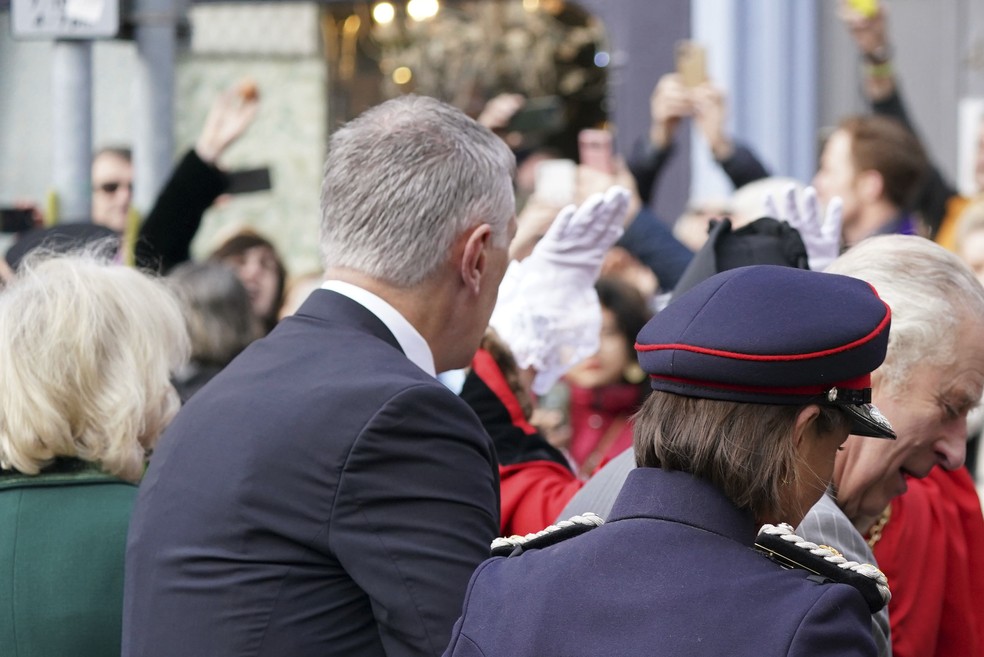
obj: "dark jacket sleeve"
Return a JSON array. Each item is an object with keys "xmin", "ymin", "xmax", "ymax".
[
  {"xmin": 628, "ymin": 136, "xmax": 769, "ymax": 206},
  {"xmin": 872, "ymin": 88, "xmax": 956, "ymax": 236},
  {"xmin": 332, "ymin": 383, "xmax": 500, "ymax": 657},
  {"xmin": 627, "ymin": 139, "xmax": 675, "ymax": 207},
  {"xmin": 788, "ymin": 585, "xmax": 877, "ymax": 657},
  {"xmin": 719, "ymin": 143, "xmax": 770, "ymax": 190},
  {"xmin": 135, "ymin": 149, "xmax": 227, "ymax": 273},
  {"xmin": 616, "ymin": 207, "xmax": 694, "ymax": 291}
]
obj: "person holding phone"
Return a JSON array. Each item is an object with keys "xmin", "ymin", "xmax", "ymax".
[
  {"xmin": 135, "ymin": 79, "xmax": 262, "ymax": 273},
  {"xmin": 839, "ymin": 0, "xmax": 984, "ymax": 247},
  {"xmin": 628, "ymin": 69, "xmax": 770, "ymax": 209}
]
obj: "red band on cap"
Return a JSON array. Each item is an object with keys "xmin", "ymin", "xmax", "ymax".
[
  {"xmin": 635, "ymin": 305, "xmax": 890, "ymax": 362},
  {"xmin": 649, "ymin": 373, "xmax": 872, "ymax": 397}
]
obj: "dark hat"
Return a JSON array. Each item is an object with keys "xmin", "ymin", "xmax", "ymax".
[
  {"xmin": 4, "ymin": 223, "xmax": 119, "ymax": 271},
  {"xmin": 672, "ymin": 217, "xmax": 810, "ymax": 299},
  {"xmin": 636, "ymin": 265, "xmax": 895, "ymax": 439}
]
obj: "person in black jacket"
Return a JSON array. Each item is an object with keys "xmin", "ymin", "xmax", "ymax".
[
  {"xmin": 135, "ymin": 80, "xmax": 260, "ymax": 273},
  {"xmin": 628, "ymin": 73, "xmax": 770, "ymax": 207}
]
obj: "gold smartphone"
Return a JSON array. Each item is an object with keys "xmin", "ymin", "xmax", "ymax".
[{"xmin": 676, "ymin": 41, "xmax": 708, "ymax": 88}]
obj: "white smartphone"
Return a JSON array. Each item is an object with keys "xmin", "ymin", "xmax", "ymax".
[{"xmin": 534, "ymin": 159, "xmax": 577, "ymax": 206}]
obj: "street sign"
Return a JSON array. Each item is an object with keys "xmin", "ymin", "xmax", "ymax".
[{"xmin": 11, "ymin": 0, "xmax": 120, "ymax": 39}]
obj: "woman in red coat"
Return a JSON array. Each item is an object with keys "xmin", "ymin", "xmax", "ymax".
[{"xmin": 563, "ymin": 277, "xmax": 651, "ymax": 477}]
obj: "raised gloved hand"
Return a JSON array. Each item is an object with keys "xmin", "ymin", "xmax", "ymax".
[
  {"xmin": 765, "ymin": 185, "xmax": 843, "ymax": 272},
  {"xmin": 490, "ymin": 186, "xmax": 629, "ymax": 395}
]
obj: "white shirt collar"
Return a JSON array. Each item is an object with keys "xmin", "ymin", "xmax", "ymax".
[{"xmin": 321, "ymin": 280, "xmax": 436, "ymax": 378}]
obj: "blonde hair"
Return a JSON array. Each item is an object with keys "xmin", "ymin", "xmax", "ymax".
[{"xmin": 0, "ymin": 254, "xmax": 189, "ymax": 481}]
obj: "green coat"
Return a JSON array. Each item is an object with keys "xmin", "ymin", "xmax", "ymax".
[{"xmin": 0, "ymin": 459, "xmax": 137, "ymax": 657}]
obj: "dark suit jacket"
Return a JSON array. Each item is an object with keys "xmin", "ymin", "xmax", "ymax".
[
  {"xmin": 444, "ymin": 468, "xmax": 876, "ymax": 657},
  {"xmin": 123, "ymin": 289, "xmax": 500, "ymax": 657}
]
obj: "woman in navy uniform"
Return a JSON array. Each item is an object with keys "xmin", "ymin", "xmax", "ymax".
[{"xmin": 444, "ymin": 265, "xmax": 894, "ymax": 657}]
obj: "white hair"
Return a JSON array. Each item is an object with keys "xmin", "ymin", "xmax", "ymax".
[
  {"xmin": 826, "ymin": 235, "xmax": 984, "ymax": 394},
  {"xmin": 320, "ymin": 95, "xmax": 516, "ymax": 287},
  {"xmin": 0, "ymin": 254, "xmax": 190, "ymax": 481}
]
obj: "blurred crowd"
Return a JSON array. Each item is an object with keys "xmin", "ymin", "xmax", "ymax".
[{"xmin": 2, "ymin": 2, "xmax": 984, "ymax": 657}]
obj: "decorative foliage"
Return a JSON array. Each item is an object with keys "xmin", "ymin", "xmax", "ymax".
[{"xmin": 364, "ymin": 1, "xmax": 608, "ymax": 120}]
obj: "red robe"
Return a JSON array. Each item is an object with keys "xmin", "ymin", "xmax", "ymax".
[{"xmin": 872, "ymin": 467, "xmax": 984, "ymax": 657}]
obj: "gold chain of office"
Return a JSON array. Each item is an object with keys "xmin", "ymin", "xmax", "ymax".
[{"xmin": 866, "ymin": 504, "xmax": 892, "ymax": 549}]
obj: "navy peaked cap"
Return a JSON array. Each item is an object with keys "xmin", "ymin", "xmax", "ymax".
[{"xmin": 636, "ymin": 265, "xmax": 895, "ymax": 438}]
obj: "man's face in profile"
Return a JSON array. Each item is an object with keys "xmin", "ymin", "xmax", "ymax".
[{"xmin": 834, "ymin": 321, "xmax": 984, "ymax": 527}]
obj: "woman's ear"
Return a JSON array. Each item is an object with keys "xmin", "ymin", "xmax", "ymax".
[{"xmin": 792, "ymin": 404, "xmax": 822, "ymax": 451}]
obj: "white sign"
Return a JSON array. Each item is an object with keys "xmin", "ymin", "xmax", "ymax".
[{"xmin": 11, "ymin": 0, "xmax": 120, "ymax": 39}]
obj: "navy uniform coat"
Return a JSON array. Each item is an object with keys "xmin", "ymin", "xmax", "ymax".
[
  {"xmin": 123, "ymin": 289, "xmax": 500, "ymax": 657},
  {"xmin": 444, "ymin": 468, "xmax": 876, "ymax": 657}
]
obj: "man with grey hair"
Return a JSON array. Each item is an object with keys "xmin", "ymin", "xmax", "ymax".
[
  {"xmin": 795, "ymin": 234, "xmax": 984, "ymax": 656},
  {"xmin": 123, "ymin": 95, "xmax": 517, "ymax": 657}
]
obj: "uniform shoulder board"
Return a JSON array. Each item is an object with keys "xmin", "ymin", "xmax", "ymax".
[
  {"xmin": 490, "ymin": 513, "xmax": 604, "ymax": 558},
  {"xmin": 755, "ymin": 523, "xmax": 891, "ymax": 613}
]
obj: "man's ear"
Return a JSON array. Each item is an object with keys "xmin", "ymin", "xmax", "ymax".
[
  {"xmin": 460, "ymin": 223, "xmax": 493, "ymax": 295},
  {"xmin": 856, "ymin": 170, "xmax": 885, "ymax": 204}
]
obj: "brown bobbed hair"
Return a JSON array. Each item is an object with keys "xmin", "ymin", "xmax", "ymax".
[{"xmin": 633, "ymin": 391, "xmax": 849, "ymax": 524}]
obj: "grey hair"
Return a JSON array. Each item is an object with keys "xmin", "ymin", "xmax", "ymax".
[
  {"xmin": 167, "ymin": 262, "xmax": 259, "ymax": 366},
  {"xmin": 826, "ymin": 235, "xmax": 984, "ymax": 395},
  {"xmin": 320, "ymin": 95, "xmax": 516, "ymax": 287},
  {"xmin": 0, "ymin": 253, "xmax": 189, "ymax": 482},
  {"xmin": 633, "ymin": 392, "xmax": 849, "ymax": 524}
]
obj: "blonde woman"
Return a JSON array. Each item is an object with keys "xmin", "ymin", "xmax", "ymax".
[{"xmin": 0, "ymin": 254, "xmax": 188, "ymax": 657}]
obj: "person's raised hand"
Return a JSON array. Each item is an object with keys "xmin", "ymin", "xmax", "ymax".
[
  {"xmin": 195, "ymin": 79, "xmax": 261, "ymax": 165},
  {"xmin": 532, "ymin": 187, "xmax": 629, "ymax": 271},
  {"xmin": 691, "ymin": 82, "xmax": 733, "ymax": 161},
  {"xmin": 490, "ymin": 187, "xmax": 630, "ymax": 394},
  {"xmin": 649, "ymin": 73, "xmax": 693, "ymax": 149},
  {"xmin": 838, "ymin": 0, "xmax": 890, "ymax": 61},
  {"xmin": 764, "ymin": 185, "xmax": 843, "ymax": 271}
]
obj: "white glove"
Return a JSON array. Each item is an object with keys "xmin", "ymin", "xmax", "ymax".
[
  {"xmin": 764, "ymin": 185, "xmax": 843, "ymax": 272},
  {"xmin": 490, "ymin": 187, "xmax": 629, "ymax": 395}
]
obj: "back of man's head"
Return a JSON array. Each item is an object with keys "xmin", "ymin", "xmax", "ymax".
[
  {"xmin": 320, "ymin": 95, "xmax": 516, "ymax": 288},
  {"xmin": 838, "ymin": 115, "xmax": 929, "ymax": 211},
  {"xmin": 826, "ymin": 235, "xmax": 984, "ymax": 394}
]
